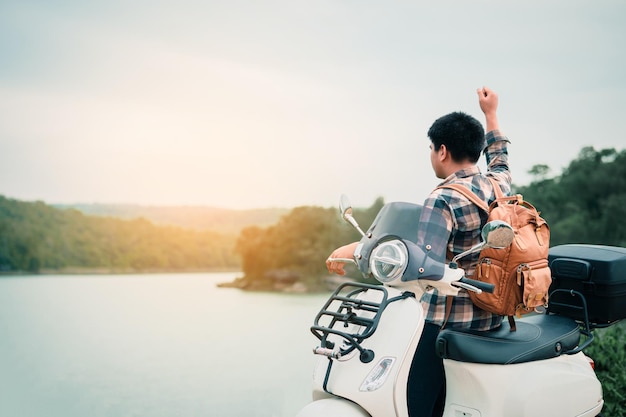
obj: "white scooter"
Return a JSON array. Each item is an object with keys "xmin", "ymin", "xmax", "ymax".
[{"xmin": 296, "ymin": 196, "xmax": 621, "ymax": 417}]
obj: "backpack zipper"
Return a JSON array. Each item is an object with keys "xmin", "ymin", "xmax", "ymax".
[{"xmin": 516, "ymin": 263, "xmax": 529, "ymax": 286}]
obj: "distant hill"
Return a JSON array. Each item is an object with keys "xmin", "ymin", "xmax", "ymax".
[
  {"xmin": 0, "ymin": 196, "xmax": 245, "ymax": 273},
  {"xmin": 53, "ymin": 204, "xmax": 290, "ymax": 235}
]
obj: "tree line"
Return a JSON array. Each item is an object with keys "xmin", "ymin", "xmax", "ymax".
[
  {"xmin": 229, "ymin": 198, "xmax": 384, "ymax": 291},
  {"xmin": 0, "ymin": 197, "xmax": 239, "ymax": 273},
  {"xmin": 514, "ymin": 146, "xmax": 626, "ymax": 247}
]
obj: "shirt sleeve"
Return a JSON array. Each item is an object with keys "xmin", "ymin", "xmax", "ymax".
[{"xmin": 484, "ymin": 129, "xmax": 512, "ymax": 195}]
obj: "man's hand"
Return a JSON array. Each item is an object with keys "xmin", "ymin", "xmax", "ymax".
[
  {"xmin": 477, "ymin": 86, "xmax": 499, "ymax": 132},
  {"xmin": 326, "ymin": 242, "xmax": 359, "ymax": 276}
]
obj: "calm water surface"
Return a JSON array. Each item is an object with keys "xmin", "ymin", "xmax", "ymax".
[{"xmin": 0, "ymin": 273, "xmax": 327, "ymax": 417}]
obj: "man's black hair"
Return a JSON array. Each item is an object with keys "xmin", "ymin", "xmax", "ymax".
[{"xmin": 428, "ymin": 112, "xmax": 485, "ymax": 163}]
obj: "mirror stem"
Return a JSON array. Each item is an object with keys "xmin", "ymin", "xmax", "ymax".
[
  {"xmin": 345, "ymin": 214, "xmax": 366, "ymax": 237},
  {"xmin": 451, "ymin": 242, "xmax": 486, "ymax": 264}
]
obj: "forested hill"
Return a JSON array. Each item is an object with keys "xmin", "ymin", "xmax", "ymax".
[
  {"xmin": 514, "ymin": 146, "xmax": 626, "ymax": 247},
  {"xmin": 53, "ymin": 204, "xmax": 289, "ymax": 235},
  {"xmin": 0, "ymin": 196, "xmax": 241, "ymax": 273}
]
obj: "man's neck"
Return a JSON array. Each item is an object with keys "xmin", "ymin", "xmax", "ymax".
[{"xmin": 440, "ymin": 161, "xmax": 475, "ymax": 179}]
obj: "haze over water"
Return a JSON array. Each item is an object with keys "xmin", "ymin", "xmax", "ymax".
[{"xmin": 0, "ymin": 272, "xmax": 326, "ymax": 417}]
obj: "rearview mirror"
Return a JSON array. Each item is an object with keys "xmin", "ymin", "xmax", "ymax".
[
  {"xmin": 340, "ymin": 194, "xmax": 353, "ymax": 222},
  {"xmin": 482, "ymin": 220, "xmax": 515, "ymax": 249},
  {"xmin": 339, "ymin": 194, "xmax": 365, "ymax": 237}
]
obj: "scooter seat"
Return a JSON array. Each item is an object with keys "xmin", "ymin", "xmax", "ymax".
[{"xmin": 435, "ymin": 314, "xmax": 580, "ymax": 364}]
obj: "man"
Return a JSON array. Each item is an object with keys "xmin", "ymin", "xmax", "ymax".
[{"xmin": 326, "ymin": 86, "xmax": 510, "ymax": 416}]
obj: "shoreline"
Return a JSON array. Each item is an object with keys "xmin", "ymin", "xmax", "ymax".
[
  {"xmin": 216, "ymin": 274, "xmax": 354, "ymax": 294},
  {"xmin": 0, "ymin": 269, "xmax": 351, "ymax": 294},
  {"xmin": 0, "ymin": 267, "xmax": 241, "ymax": 276}
]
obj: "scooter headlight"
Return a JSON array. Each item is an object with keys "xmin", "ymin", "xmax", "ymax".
[{"xmin": 369, "ymin": 239, "xmax": 408, "ymax": 283}]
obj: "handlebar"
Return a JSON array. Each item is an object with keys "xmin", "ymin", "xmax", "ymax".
[
  {"xmin": 457, "ymin": 277, "xmax": 495, "ymax": 294},
  {"xmin": 326, "ymin": 257, "xmax": 357, "ymax": 267},
  {"xmin": 326, "ymin": 257, "xmax": 356, "ymax": 264}
]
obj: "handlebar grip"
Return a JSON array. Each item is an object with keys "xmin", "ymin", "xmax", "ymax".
[{"xmin": 459, "ymin": 277, "xmax": 495, "ymax": 294}]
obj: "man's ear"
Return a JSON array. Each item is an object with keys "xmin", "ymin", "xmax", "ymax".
[{"xmin": 438, "ymin": 144, "xmax": 448, "ymax": 161}]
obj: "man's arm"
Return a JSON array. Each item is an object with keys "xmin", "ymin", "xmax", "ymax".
[
  {"xmin": 478, "ymin": 86, "xmax": 512, "ymax": 193},
  {"xmin": 477, "ymin": 86, "xmax": 499, "ymax": 132}
]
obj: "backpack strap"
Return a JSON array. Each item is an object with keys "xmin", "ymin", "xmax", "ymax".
[
  {"xmin": 437, "ymin": 183, "xmax": 489, "ymax": 213},
  {"xmin": 441, "ymin": 295, "xmax": 454, "ymax": 330},
  {"xmin": 488, "ymin": 176, "xmax": 506, "ymax": 200},
  {"xmin": 437, "ymin": 176, "xmax": 505, "ymax": 214},
  {"xmin": 507, "ymin": 316, "xmax": 517, "ymax": 332}
]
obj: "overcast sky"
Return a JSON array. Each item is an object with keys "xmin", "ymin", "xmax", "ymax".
[{"xmin": 1, "ymin": 1, "xmax": 625, "ymax": 209}]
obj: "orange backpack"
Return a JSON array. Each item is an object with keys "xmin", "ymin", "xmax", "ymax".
[{"xmin": 439, "ymin": 177, "xmax": 552, "ymax": 331}]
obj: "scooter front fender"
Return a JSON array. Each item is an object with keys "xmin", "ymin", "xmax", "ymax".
[{"xmin": 296, "ymin": 398, "xmax": 370, "ymax": 417}]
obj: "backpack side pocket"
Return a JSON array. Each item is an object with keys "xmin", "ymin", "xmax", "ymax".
[
  {"xmin": 515, "ymin": 261, "xmax": 552, "ymax": 316},
  {"xmin": 470, "ymin": 258, "xmax": 515, "ymax": 316}
]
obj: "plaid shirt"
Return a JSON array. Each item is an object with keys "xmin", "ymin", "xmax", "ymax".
[{"xmin": 419, "ymin": 130, "xmax": 511, "ymax": 330}]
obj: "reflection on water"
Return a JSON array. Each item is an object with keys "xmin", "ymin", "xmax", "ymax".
[{"xmin": 0, "ymin": 273, "xmax": 327, "ymax": 417}]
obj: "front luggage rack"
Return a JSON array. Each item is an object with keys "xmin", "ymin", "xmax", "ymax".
[{"xmin": 311, "ymin": 282, "xmax": 413, "ymax": 363}]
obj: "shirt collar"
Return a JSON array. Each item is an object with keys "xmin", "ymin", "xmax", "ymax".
[{"xmin": 439, "ymin": 165, "xmax": 481, "ymax": 185}]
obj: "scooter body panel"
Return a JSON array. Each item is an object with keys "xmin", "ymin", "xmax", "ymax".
[
  {"xmin": 310, "ymin": 287, "xmax": 425, "ymax": 417},
  {"xmin": 442, "ymin": 352, "xmax": 603, "ymax": 417},
  {"xmin": 296, "ymin": 397, "xmax": 370, "ymax": 417}
]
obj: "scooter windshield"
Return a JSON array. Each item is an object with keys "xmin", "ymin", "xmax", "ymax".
[{"xmin": 406, "ymin": 202, "xmax": 450, "ymax": 281}]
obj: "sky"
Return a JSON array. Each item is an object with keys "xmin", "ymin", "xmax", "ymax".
[{"xmin": 1, "ymin": 0, "xmax": 625, "ymax": 210}]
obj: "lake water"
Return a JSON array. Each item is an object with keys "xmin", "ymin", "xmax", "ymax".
[{"xmin": 0, "ymin": 273, "xmax": 328, "ymax": 417}]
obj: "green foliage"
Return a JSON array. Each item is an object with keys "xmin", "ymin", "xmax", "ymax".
[
  {"xmin": 584, "ymin": 322, "xmax": 626, "ymax": 416},
  {"xmin": 234, "ymin": 198, "xmax": 385, "ymax": 291},
  {"xmin": 527, "ymin": 163, "xmax": 551, "ymax": 181},
  {"xmin": 515, "ymin": 147, "xmax": 626, "ymax": 246},
  {"xmin": 0, "ymin": 196, "xmax": 239, "ymax": 272}
]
